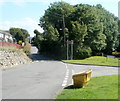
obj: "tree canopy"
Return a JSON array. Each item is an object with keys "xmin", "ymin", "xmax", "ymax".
[
  {"xmin": 9, "ymin": 28, "xmax": 30, "ymax": 43},
  {"xmin": 37, "ymin": 1, "xmax": 118, "ymax": 59}
]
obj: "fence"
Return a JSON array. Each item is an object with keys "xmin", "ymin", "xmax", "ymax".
[{"xmin": 0, "ymin": 41, "xmax": 21, "ymax": 49}]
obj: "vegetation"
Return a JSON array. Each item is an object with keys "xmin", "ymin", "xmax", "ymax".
[
  {"xmin": 32, "ymin": 29, "xmax": 44, "ymax": 50},
  {"xmin": 56, "ymin": 75, "xmax": 119, "ymax": 99},
  {"xmin": 0, "ymin": 46, "xmax": 20, "ymax": 52},
  {"xmin": 75, "ymin": 46, "xmax": 92, "ymax": 59},
  {"xmin": 32, "ymin": 1, "xmax": 119, "ymax": 59},
  {"xmin": 117, "ymin": 20, "xmax": 120, "ymax": 52},
  {"xmin": 9, "ymin": 28, "xmax": 31, "ymax": 56},
  {"xmin": 0, "ymin": 42, "xmax": 31, "ymax": 56},
  {"xmin": 63, "ymin": 56, "xmax": 119, "ymax": 67},
  {"xmin": 9, "ymin": 28, "xmax": 30, "ymax": 43},
  {"xmin": 22, "ymin": 42, "xmax": 31, "ymax": 56}
]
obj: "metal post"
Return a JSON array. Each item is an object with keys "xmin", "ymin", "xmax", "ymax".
[{"xmin": 71, "ymin": 40, "xmax": 73, "ymax": 60}]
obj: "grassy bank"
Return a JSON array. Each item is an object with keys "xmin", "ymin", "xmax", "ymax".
[
  {"xmin": 0, "ymin": 46, "xmax": 20, "ymax": 52},
  {"xmin": 0, "ymin": 42, "xmax": 31, "ymax": 56},
  {"xmin": 56, "ymin": 75, "xmax": 119, "ymax": 99},
  {"xmin": 63, "ymin": 56, "xmax": 119, "ymax": 67}
]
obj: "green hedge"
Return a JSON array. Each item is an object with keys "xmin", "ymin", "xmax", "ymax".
[{"xmin": 75, "ymin": 46, "xmax": 92, "ymax": 59}]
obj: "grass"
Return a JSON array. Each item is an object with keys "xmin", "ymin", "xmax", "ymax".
[
  {"xmin": 0, "ymin": 42, "xmax": 31, "ymax": 56},
  {"xmin": 62, "ymin": 56, "xmax": 119, "ymax": 67},
  {"xmin": 0, "ymin": 46, "xmax": 20, "ymax": 52},
  {"xmin": 56, "ymin": 75, "xmax": 119, "ymax": 99}
]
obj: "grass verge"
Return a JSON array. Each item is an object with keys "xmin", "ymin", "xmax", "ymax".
[
  {"xmin": 56, "ymin": 75, "xmax": 119, "ymax": 99},
  {"xmin": 62, "ymin": 56, "xmax": 119, "ymax": 67}
]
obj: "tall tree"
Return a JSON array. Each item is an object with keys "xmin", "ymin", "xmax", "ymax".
[
  {"xmin": 39, "ymin": 1, "xmax": 118, "ymax": 59},
  {"xmin": 9, "ymin": 28, "xmax": 30, "ymax": 43},
  {"xmin": 95, "ymin": 4, "xmax": 118, "ymax": 54},
  {"xmin": 33, "ymin": 29, "xmax": 44, "ymax": 49},
  {"xmin": 70, "ymin": 21, "xmax": 87, "ymax": 44},
  {"xmin": 45, "ymin": 25, "xmax": 59, "ymax": 41},
  {"xmin": 40, "ymin": 1, "xmax": 74, "ymax": 41},
  {"xmin": 117, "ymin": 20, "xmax": 120, "ymax": 51}
]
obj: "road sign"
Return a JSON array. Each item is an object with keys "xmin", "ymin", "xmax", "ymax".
[
  {"xmin": 66, "ymin": 40, "xmax": 74, "ymax": 60},
  {"xmin": 66, "ymin": 40, "xmax": 74, "ymax": 44}
]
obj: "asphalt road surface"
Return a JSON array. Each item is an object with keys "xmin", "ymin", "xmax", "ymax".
[{"xmin": 2, "ymin": 46, "xmax": 119, "ymax": 99}]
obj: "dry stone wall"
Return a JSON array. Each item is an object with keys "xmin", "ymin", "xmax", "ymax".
[{"xmin": 0, "ymin": 50, "xmax": 31, "ymax": 70}]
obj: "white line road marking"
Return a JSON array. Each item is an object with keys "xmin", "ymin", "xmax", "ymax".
[
  {"xmin": 65, "ymin": 75, "xmax": 69, "ymax": 78},
  {"xmin": 62, "ymin": 64, "xmax": 69, "ymax": 87}
]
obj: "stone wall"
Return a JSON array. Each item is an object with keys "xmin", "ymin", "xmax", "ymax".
[{"xmin": 0, "ymin": 50, "xmax": 31, "ymax": 70}]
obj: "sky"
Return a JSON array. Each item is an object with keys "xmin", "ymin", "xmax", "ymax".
[{"xmin": 0, "ymin": 0, "xmax": 120, "ymax": 37}]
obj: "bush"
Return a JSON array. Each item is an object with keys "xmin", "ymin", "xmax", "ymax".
[
  {"xmin": 39, "ymin": 40, "xmax": 66, "ymax": 60},
  {"xmin": 22, "ymin": 42, "xmax": 31, "ymax": 56},
  {"xmin": 75, "ymin": 46, "xmax": 92, "ymax": 59}
]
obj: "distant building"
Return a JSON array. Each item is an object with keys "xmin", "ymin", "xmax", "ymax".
[{"xmin": 0, "ymin": 30, "xmax": 13, "ymax": 42}]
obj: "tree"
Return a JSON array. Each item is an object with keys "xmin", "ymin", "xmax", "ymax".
[
  {"xmin": 45, "ymin": 25, "xmax": 59, "ymax": 41},
  {"xmin": 70, "ymin": 21, "xmax": 87, "ymax": 44},
  {"xmin": 69, "ymin": 4, "xmax": 118, "ymax": 55},
  {"xmin": 33, "ymin": 29, "xmax": 44, "ymax": 50},
  {"xmin": 21, "ymin": 29, "xmax": 30, "ymax": 40},
  {"xmin": 95, "ymin": 4, "xmax": 118, "ymax": 54},
  {"xmin": 9, "ymin": 28, "xmax": 30, "ymax": 43},
  {"xmin": 117, "ymin": 20, "xmax": 120, "ymax": 51},
  {"xmin": 38, "ymin": 1, "xmax": 118, "ymax": 59},
  {"xmin": 40, "ymin": 1, "xmax": 74, "ymax": 41}
]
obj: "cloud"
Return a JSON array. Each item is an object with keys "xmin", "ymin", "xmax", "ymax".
[{"xmin": 0, "ymin": 17, "xmax": 43, "ymax": 37}]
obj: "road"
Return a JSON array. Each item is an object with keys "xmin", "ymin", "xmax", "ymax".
[{"xmin": 2, "ymin": 46, "xmax": 119, "ymax": 99}]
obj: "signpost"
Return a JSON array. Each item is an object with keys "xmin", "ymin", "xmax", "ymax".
[{"xmin": 66, "ymin": 40, "xmax": 74, "ymax": 60}]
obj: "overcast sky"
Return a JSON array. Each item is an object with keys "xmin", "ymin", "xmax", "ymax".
[{"xmin": 0, "ymin": 0, "xmax": 119, "ymax": 37}]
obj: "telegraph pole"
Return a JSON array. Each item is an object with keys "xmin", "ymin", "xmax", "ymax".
[{"xmin": 62, "ymin": 14, "xmax": 65, "ymax": 46}]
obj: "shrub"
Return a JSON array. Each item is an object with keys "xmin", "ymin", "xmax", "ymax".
[
  {"xmin": 75, "ymin": 46, "xmax": 92, "ymax": 59},
  {"xmin": 22, "ymin": 42, "xmax": 31, "ymax": 56},
  {"xmin": 39, "ymin": 40, "xmax": 66, "ymax": 60}
]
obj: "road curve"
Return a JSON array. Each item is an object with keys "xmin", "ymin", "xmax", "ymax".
[
  {"xmin": 2, "ymin": 46, "xmax": 119, "ymax": 99},
  {"xmin": 2, "ymin": 46, "xmax": 67, "ymax": 99},
  {"xmin": 2, "ymin": 61, "xmax": 67, "ymax": 99}
]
